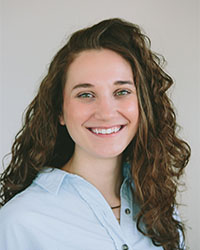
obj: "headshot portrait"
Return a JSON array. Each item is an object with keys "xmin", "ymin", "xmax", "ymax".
[{"xmin": 0, "ymin": 1, "xmax": 199, "ymax": 250}]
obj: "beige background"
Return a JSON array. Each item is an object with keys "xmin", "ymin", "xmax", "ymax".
[{"xmin": 1, "ymin": 0, "xmax": 199, "ymax": 249}]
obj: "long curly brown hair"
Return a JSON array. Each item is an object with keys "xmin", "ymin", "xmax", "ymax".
[{"xmin": 0, "ymin": 18, "xmax": 190, "ymax": 249}]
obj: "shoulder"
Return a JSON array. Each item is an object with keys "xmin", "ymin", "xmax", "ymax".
[
  {"xmin": 0, "ymin": 185, "xmax": 40, "ymax": 249},
  {"xmin": 0, "ymin": 183, "xmax": 44, "ymax": 225},
  {"xmin": 0, "ymin": 174, "xmax": 70, "ymax": 250},
  {"xmin": 0, "ymin": 168, "xmax": 82, "ymax": 226},
  {"xmin": 0, "ymin": 189, "xmax": 61, "ymax": 250}
]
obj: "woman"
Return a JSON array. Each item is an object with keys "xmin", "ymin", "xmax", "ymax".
[{"xmin": 0, "ymin": 18, "xmax": 190, "ymax": 250}]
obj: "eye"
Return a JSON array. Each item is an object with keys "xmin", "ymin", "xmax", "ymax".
[
  {"xmin": 115, "ymin": 89, "xmax": 131, "ymax": 96},
  {"xmin": 77, "ymin": 92, "xmax": 95, "ymax": 99}
]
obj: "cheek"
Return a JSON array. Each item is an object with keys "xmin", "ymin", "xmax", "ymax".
[
  {"xmin": 122, "ymin": 99, "xmax": 139, "ymax": 122},
  {"xmin": 64, "ymin": 101, "xmax": 91, "ymax": 127}
]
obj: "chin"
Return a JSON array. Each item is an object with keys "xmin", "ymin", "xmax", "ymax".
[{"xmin": 92, "ymin": 149, "xmax": 124, "ymax": 159}]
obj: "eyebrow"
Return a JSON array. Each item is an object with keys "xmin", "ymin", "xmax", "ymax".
[{"xmin": 72, "ymin": 80, "xmax": 134, "ymax": 90}]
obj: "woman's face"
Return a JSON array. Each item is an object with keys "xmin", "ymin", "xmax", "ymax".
[{"xmin": 60, "ymin": 49, "xmax": 139, "ymax": 160}]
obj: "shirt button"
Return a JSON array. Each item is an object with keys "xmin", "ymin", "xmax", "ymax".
[
  {"xmin": 125, "ymin": 208, "xmax": 131, "ymax": 214},
  {"xmin": 122, "ymin": 244, "xmax": 129, "ymax": 250}
]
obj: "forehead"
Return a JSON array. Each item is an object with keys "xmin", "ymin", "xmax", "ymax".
[{"xmin": 65, "ymin": 49, "xmax": 133, "ymax": 86}]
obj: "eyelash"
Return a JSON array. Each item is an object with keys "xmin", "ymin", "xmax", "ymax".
[
  {"xmin": 114, "ymin": 89, "xmax": 131, "ymax": 96},
  {"xmin": 77, "ymin": 89, "xmax": 131, "ymax": 99},
  {"xmin": 77, "ymin": 92, "xmax": 95, "ymax": 98}
]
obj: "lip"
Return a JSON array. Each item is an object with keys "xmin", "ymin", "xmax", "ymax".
[
  {"xmin": 87, "ymin": 124, "xmax": 127, "ymax": 129},
  {"xmin": 87, "ymin": 125, "xmax": 126, "ymax": 137}
]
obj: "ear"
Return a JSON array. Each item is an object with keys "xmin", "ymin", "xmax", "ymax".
[{"xmin": 59, "ymin": 114, "xmax": 65, "ymax": 126}]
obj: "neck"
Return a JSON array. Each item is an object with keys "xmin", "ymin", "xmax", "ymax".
[{"xmin": 62, "ymin": 148, "xmax": 123, "ymax": 206}]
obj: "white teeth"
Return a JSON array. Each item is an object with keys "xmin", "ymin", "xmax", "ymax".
[
  {"xmin": 91, "ymin": 126, "xmax": 121, "ymax": 135},
  {"xmin": 94, "ymin": 129, "xmax": 99, "ymax": 134},
  {"xmin": 114, "ymin": 127, "xmax": 118, "ymax": 133},
  {"xmin": 107, "ymin": 128, "xmax": 112, "ymax": 134}
]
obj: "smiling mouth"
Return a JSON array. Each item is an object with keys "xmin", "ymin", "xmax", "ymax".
[{"xmin": 87, "ymin": 125, "xmax": 125, "ymax": 135}]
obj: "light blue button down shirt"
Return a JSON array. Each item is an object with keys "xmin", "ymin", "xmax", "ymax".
[{"xmin": 0, "ymin": 164, "xmax": 164, "ymax": 250}]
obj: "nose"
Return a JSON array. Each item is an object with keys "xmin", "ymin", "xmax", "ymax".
[{"xmin": 94, "ymin": 96, "xmax": 117, "ymax": 121}]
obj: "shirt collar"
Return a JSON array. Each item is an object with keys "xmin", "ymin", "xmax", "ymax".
[
  {"xmin": 33, "ymin": 167, "xmax": 68, "ymax": 195},
  {"xmin": 122, "ymin": 162, "xmax": 132, "ymax": 180},
  {"xmin": 34, "ymin": 162, "xmax": 133, "ymax": 195}
]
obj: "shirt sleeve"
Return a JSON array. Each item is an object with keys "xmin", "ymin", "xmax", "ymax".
[
  {"xmin": 0, "ymin": 208, "xmax": 37, "ymax": 250},
  {"xmin": 173, "ymin": 206, "xmax": 186, "ymax": 250},
  {"xmin": 0, "ymin": 199, "xmax": 58, "ymax": 250}
]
